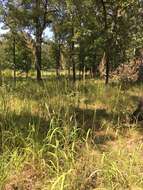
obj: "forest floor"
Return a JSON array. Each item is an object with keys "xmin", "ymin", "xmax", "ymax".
[{"xmin": 0, "ymin": 72, "xmax": 143, "ymax": 190}]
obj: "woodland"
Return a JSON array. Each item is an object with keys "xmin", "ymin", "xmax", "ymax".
[{"xmin": 0, "ymin": 0, "xmax": 143, "ymax": 189}]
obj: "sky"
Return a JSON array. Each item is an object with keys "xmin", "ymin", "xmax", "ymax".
[
  {"xmin": 0, "ymin": 22, "xmax": 54, "ymax": 39},
  {"xmin": 43, "ymin": 27, "xmax": 53, "ymax": 39},
  {"xmin": 0, "ymin": 23, "xmax": 9, "ymax": 35}
]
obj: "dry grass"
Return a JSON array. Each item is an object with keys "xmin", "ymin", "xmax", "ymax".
[{"xmin": 0, "ymin": 74, "xmax": 143, "ymax": 189}]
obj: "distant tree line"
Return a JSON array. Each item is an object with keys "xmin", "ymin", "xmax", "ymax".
[{"xmin": 0, "ymin": 0, "xmax": 142, "ymax": 84}]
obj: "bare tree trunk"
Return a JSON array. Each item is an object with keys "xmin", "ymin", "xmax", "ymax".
[
  {"xmin": 0, "ymin": 69, "xmax": 2, "ymax": 86},
  {"xmin": 72, "ymin": 48, "xmax": 76, "ymax": 82},
  {"xmin": 105, "ymin": 51, "xmax": 110, "ymax": 84},
  {"xmin": 101, "ymin": 0, "xmax": 110, "ymax": 85},
  {"xmin": 35, "ymin": 0, "xmax": 42, "ymax": 81},
  {"xmin": 56, "ymin": 43, "xmax": 61, "ymax": 78},
  {"xmin": 71, "ymin": 28, "xmax": 76, "ymax": 82},
  {"xmin": 13, "ymin": 36, "xmax": 16, "ymax": 82},
  {"xmin": 26, "ymin": 71, "xmax": 29, "ymax": 79},
  {"xmin": 92, "ymin": 55, "xmax": 96, "ymax": 78},
  {"xmin": 35, "ymin": 30, "xmax": 42, "ymax": 81},
  {"xmin": 79, "ymin": 42, "xmax": 85, "ymax": 80},
  {"xmin": 0, "ymin": 125, "xmax": 2, "ymax": 154},
  {"xmin": 68, "ymin": 66, "xmax": 71, "ymax": 79}
]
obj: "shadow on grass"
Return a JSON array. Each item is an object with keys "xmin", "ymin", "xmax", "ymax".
[
  {"xmin": 130, "ymin": 95, "xmax": 140, "ymax": 102},
  {"xmin": 0, "ymin": 106, "xmax": 118, "ymax": 151},
  {"xmin": 74, "ymin": 107, "xmax": 119, "ymax": 130},
  {"xmin": 72, "ymin": 93, "xmax": 143, "ymax": 147},
  {"xmin": 1, "ymin": 76, "xmax": 142, "ymax": 149},
  {"xmin": 0, "ymin": 111, "xmax": 50, "ymax": 144},
  {"xmin": 72, "ymin": 107, "xmax": 119, "ymax": 147}
]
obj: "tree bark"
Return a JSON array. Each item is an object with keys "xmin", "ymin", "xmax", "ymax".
[
  {"xmin": 72, "ymin": 42, "xmax": 76, "ymax": 82},
  {"xmin": 79, "ymin": 42, "xmax": 85, "ymax": 79},
  {"xmin": 105, "ymin": 51, "xmax": 109, "ymax": 84},
  {"xmin": 0, "ymin": 69, "xmax": 2, "ymax": 86},
  {"xmin": 35, "ymin": 0, "xmax": 42, "ymax": 81},
  {"xmin": 91, "ymin": 54, "xmax": 97, "ymax": 78},
  {"xmin": 56, "ymin": 43, "xmax": 61, "ymax": 78},
  {"xmin": 100, "ymin": 0, "xmax": 110, "ymax": 85},
  {"xmin": 68, "ymin": 66, "xmax": 71, "ymax": 78},
  {"xmin": 13, "ymin": 36, "xmax": 16, "ymax": 82},
  {"xmin": 71, "ymin": 28, "xmax": 76, "ymax": 82},
  {"xmin": 92, "ymin": 64, "xmax": 96, "ymax": 78},
  {"xmin": 35, "ymin": 32, "xmax": 42, "ymax": 81},
  {"xmin": 0, "ymin": 125, "xmax": 2, "ymax": 154}
]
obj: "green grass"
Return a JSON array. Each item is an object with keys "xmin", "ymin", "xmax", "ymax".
[{"xmin": 0, "ymin": 73, "xmax": 143, "ymax": 189}]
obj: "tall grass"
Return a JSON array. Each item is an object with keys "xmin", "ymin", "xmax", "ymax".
[{"xmin": 0, "ymin": 74, "xmax": 143, "ymax": 189}]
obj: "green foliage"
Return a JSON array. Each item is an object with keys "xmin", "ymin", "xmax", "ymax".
[
  {"xmin": 42, "ymin": 41, "xmax": 57, "ymax": 69},
  {"xmin": 0, "ymin": 0, "xmax": 142, "ymax": 80},
  {"xmin": 0, "ymin": 32, "xmax": 33, "ymax": 73}
]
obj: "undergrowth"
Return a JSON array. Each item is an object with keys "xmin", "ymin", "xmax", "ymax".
[{"xmin": 0, "ymin": 75, "xmax": 143, "ymax": 190}]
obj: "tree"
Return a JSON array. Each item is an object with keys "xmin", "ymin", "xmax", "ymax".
[
  {"xmin": 0, "ymin": 0, "xmax": 22, "ymax": 81},
  {"xmin": 0, "ymin": 0, "xmax": 53, "ymax": 81},
  {"xmin": 0, "ymin": 0, "xmax": 143, "ymax": 83}
]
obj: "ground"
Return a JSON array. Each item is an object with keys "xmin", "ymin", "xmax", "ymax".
[{"xmin": 0, "ymin": 72, "xmax": 143, "ymax": 190}]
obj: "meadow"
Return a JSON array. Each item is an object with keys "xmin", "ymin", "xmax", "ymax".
[{"xmin": 0, "ymin": 72, "xmax": 143, "ymax": 190}]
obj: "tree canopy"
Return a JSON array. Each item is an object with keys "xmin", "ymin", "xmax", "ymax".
[{"xmin": 0, "ymin": 0, "xmax": 142, "ymax": 83}]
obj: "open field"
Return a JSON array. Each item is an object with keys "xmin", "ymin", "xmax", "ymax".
[{"xmin": 0, "ymin": 73, "xmax": 143, "ymax": 190}]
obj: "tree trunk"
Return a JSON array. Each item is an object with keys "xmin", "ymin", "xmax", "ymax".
[
  {"xmin": 35, "ymin": 0, "xmax": 42, "ymax": 81},
  {"xmin": 56, "ymin": 43, "xmax": 61, "ymax": 78},
  {"xmin": 13, "ymin": 36, "xmax": 16, "ymax": 82},
  {"xmin": 26, "ymin": 70, "xmax": 29, "ymax": 79},
  {"xmin": 100, "ymin": 0, "xmax": 110, "ymax": 85},
  {"xmin": 80, "ymin": 57, "xmax": 85, "ymax": 79},
  {"xmin": 72, "ymin": 63, "xmax": 76, "ymax": 82},
  {"xmin": 79, "ymin": 43, "xmax": 85, "ymax": 80},
  {"xmin": 68, "ymin": 66, "xmax": 71, "ymax": 79},
  {"xmin": 71, "ymin": 27, "xmax": 76, "ymax": 82},
  {"xmin": 0, "ymin": 69, "xmax": 2, "ymax": 86},
  {"xmin": 92, "ymin": 66, "xmax": 96, "ymax": 78},
  {"xmin": 92, "ymin": 56, "xmax": 96, "ymax": 78},
  {"xmin": 0, "ymin": 126, "xmax": 2, "ymax": 154},
  {"xmin": 35, "ymin": 33, "xmax": 42, "ymax": 81},
  {"xmin": 72, "ymin": 41, "xmax": 76, "ymax": 82},
  {"xmin": 105, "ymin": 51, "xmax": 109, "ymax": 84}
]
